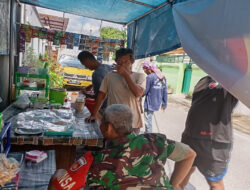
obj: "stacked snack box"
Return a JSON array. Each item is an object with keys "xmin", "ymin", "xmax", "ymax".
[{"xmin": 25, "ymin": 150, "xmax": 47, "ymax": 163}]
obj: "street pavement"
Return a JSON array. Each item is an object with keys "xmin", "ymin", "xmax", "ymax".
[{"xmin": 149, "ymin": 94, "xmax": 250, "ymax": 190}]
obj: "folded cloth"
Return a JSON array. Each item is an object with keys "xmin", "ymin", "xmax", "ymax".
[
  {"xmin": 142, "ymin": 61, "xmax": 151, "ymax": 69},
  {"xmin": 143, "ymin": 61, "xmax": 165, "ymax": 80},
  {"xmin": 151, "ymin": 65, "xmax": 165, "ymax": 80},
  {"xmin": 53, "ymin": 152, "xmax": 93, "ymax": 190}
]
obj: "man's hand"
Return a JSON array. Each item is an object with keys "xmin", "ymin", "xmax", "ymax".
[
  {"xmin": 80, "ymin": 85, "xmax": 93, "ymax": 94},
  {"xmin": 85, "ymin": 85, "xmax": 93, "ymax": 91},
  {"xmin": 80, "ymin": 87, "xmax": 87, "ymax": 95},
  {"xmin": 114, "ymin": 64, "xmax": 130, "ymax": 78},
  {"xmin": 85, "ymin": 115, "xmax": 96, "ymax": 123},
  {"xmin": 172, "ymin": 185, "xmax": 182, "ymax": 190},
  {"xmin": 161, "ymin": 106, "xmax": 166, "ymax": 111},
  {"xmin": 113, "ymin": 63, "xmax": 144, "ymax": 97}
]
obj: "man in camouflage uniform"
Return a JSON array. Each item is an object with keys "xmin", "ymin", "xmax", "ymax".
[{"xmin": 49, "ymin": 104, "xmax": 196, "ymax": 190}]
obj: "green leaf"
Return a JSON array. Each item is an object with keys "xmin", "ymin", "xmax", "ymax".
[{"xmin": 100, "ymin": 27, "xmax": 126, "ymax": 41}]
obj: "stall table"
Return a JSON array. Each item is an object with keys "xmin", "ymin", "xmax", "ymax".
[
  {"xmin": 18, "ymin": 150, "xmax": 56, "ymax": 190},
  {"xmin": 2, "ymin": 104, "xmax": 103, "ymax": 169}
]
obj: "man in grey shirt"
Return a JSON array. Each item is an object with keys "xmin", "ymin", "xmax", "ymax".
[
  {"xmin": 78, "ymin": 51, "xmax": 112, "ymax": 110},
  {"xmin": 181, "ymin": 76, "xmax": 238, "ymax": 190}
]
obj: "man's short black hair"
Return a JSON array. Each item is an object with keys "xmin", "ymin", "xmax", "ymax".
[
  {"xmin": 77, "ymin": 51, "xmax": 96, "ymax": 62},
  {"xmin": 115, "ymin": 48, "xmax": 135, "ymax": 63}
]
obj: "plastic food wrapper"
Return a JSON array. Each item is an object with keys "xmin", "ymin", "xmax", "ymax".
[
  {"xmin": 0, "ymin": 154, "xmax": 20, "ymax": 187},
  {"xmin": 12, "ymin": 109, "xmax": 75, "ymax": 135},
  {"xmin": 52, "ymin": 152, "xmax": 93, "ymax": 190},
  {"xmin": 13, "ymin": 95, "xmax": 30, "ymax": 109}
]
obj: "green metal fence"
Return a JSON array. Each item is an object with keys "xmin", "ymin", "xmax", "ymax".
[
  {"xmin": 156, "ymin": 54, "xmax": 191, "ymax": 64},
  {"xmin": 156, "ymin": 54, "xmax": 207, "ymax": 95}
]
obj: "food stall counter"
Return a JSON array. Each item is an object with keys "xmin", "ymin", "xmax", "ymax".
[{"xmin": 2, "ymin": 104, "xmax": 103, "ymax": 169}]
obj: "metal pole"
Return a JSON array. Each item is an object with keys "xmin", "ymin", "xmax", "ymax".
[{"xmin": 9, "ymin": 0, "xmax": 15, "ymax": 103}]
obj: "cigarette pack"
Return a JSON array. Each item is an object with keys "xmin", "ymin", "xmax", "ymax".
[{"xmin": 25, "ymin": 150, "xmax": 47, "ymax": 163}]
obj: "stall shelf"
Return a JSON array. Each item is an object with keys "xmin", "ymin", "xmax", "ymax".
[{"xmin": 14, "ymin": 72, "xmax": 50, "ymax": 100}]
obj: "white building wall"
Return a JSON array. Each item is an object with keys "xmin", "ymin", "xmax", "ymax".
[
  {"xmin": 24, "ymin": 4, "xmax": 43, "ymax": 27},
  {"xmin": 19, "ymin": 4, "xmax": 46, "ymax": 65}
]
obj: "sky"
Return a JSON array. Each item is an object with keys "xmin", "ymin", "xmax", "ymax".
[{"xmin": 36, "ymin": 7, "xmax": 125, "ymax": 37}]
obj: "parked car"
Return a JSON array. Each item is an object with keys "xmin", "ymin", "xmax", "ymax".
[{"xmin": 59, "ymin": 55, "xmax": 93, "ymax": 88}]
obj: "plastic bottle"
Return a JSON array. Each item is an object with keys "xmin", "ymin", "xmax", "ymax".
[
  {"xmin": 71, "ymin": 92, "xmax": 78, "ymax": 103},
  {"xmin": 75, "ymin": 94, "xmax": 86, "ymax": 114}
]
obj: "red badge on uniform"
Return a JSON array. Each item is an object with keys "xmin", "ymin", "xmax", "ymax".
[{"xmin": 53, "ymin": 152, "xmax": 93, "ymax": 190}]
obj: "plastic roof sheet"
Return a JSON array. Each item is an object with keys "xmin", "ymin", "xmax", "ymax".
[
  {"xmin": 20, "ymin": 0, "xmax": 189, "ymax": 58},
  {"xmin": 128, "ymin": 3, "xmax": 181, "ymax": 59},
  {"xmin": 20, "ymin": 0, "xmax": 169, "ymax": 24}
]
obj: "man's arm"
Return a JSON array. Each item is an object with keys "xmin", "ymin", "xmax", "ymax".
[
  {"xmin": 80, "ymin": 85, "xmax": 92, "ymax": 94},
  {"xmin": 85, "ymin": 91, "xmax": 106, "ymax": 122},
  {"xmin": 123, "ymin": 73, "xmax": 144, "ymax": 97},
  {"xmin": 92, "ymin": 72, "xmax": 103, "ymax": 99},
  {"xmin": 168, "ymin": 142, "xmax": 196, "ymax": 190},
  {"xmin": 85, "ymin": 74, "xmax": 109, "ymax": 122},
  {"xmin": 143, "ymin": 75, "xmax": 151, "ymax": 97},
  {"xmin": 85, "ymin": 84, "xmax": 93, "ymax": 91},
  {"xmin": 161, "ymin": 79, "xmax": 168, "ymax": 110},
  {"xmin": 116, "ymin": 65, "xmax": 144, "ymax": 97}
]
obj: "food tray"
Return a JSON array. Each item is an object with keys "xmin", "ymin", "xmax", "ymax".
[{"xmin": 44, "ymin": 131, "xmax": 73, "ymax": 136}]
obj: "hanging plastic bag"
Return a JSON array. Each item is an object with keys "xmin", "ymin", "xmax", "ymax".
[{"xmin": 13, "ymin": 95, "xmax": 30, "ymax": 109}]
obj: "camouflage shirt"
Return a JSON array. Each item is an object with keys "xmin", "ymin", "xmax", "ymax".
[{"xmin": 86, "ymin": 133, "xmax": 190, "ymax": 190}]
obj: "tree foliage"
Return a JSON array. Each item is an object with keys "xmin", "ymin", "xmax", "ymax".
[{"xmin": 100, "ymin": 27, "xmax": 127, "ymax": 40}]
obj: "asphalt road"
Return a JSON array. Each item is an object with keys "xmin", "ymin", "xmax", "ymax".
[{"xmin": 150, "ymin": 101, "xmax": 250, "ymax": 190}]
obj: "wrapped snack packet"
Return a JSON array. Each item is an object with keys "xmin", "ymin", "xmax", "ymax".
[{"xmin": 0, "ymin": 154, "xmax": 19, "ymax": 187}]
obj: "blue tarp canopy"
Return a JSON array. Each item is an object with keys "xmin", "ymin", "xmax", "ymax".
[
  {"xmin": 19, "ymin": 0, "xmax": 250, "ymax": 107},
  {"xmin": 20, "ymin": 0, "xmax": 172, "ymax": 24},
  {"xmin": 20, "ymin": 0, "xmax": 188, "ymax": 58}
]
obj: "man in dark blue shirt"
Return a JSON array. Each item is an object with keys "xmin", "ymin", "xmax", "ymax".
[{"xmin": 78, "ymin": 51, "xmax": 112, "ymax": 111}]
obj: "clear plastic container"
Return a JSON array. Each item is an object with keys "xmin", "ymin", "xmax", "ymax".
[
  {"xmin": 75, "ymin": 94, "xmax": 86, "ymax": 114},
  {"xmin": 71, "ymin": 92, "xmax": 78, "ymax": 103}
]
